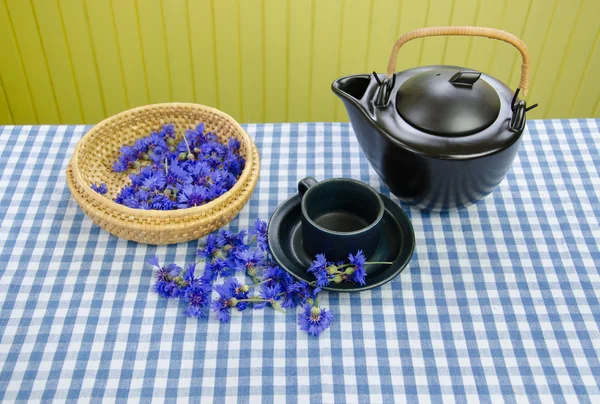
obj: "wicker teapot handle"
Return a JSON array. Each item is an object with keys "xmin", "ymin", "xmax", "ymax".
[{"xmin": 387, "ymin": 26, "xmax": 531, "ymax": 95}]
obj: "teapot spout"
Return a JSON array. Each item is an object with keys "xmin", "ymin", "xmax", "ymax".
[{"xmin": 331, "ymin": 74, "xmax": 371, "ymax": 103}]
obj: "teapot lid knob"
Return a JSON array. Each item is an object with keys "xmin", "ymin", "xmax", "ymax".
[{"xmin": 449, "ymin": 71, "xmax": 482, "ymax": 87}]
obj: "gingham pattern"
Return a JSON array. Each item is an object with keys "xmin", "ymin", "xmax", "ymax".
[{"xmin": 0, "ymin": 121, "xmax": 599, "ymax": 403}]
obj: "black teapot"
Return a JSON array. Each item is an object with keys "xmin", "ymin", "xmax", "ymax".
[{"xmin": 332, "ymin": 26, "xmax": 538, "ymax": 211}]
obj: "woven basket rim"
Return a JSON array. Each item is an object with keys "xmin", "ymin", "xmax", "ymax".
[{"xmin": 69, "ymin": 102, "xmax": 259, "ymax": 219}]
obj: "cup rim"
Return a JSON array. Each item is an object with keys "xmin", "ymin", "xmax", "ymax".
[{"xmin": 300, "ymin": 178, "xmax": 385, "ymax": 236}]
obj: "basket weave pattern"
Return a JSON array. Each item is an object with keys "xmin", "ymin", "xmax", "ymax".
[{"xmin": 66, "ymin": 103, "xmax": 260, "ymax": 245}]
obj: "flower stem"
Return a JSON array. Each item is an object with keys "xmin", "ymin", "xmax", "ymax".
[
  {"xmin": 164, "ymin": 158, "xmax": 168, "ymax": 175},
  {"xmin": 235, "ymin": 298, "xmax": 268, "ymax": 303},
  {"xmin": 235, "ymin": 297, "xmax": 286, "ymax": 314},
  {"xmin": 178, "ymin": 123, "xmax": 192, "ymax": 154},
  {"xmin": 335, "ymin": 262, "xmax": 393, "ymax": 271},
  {"xmin": 246, "ymin": 278, "xmax": 271, "ymax": 288}
]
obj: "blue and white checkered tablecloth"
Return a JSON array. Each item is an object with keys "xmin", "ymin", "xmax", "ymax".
[{"xmin": 0, "ymin": 120, "xmax": 599, "ymax": 403}]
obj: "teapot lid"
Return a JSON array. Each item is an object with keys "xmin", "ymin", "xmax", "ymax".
[{"xmin": 395, "ymin": 68, "xmax": 501, "ymax": 136}]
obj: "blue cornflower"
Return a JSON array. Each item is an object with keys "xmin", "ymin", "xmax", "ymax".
[
  {"xmin": 197, "ymin": 234, "xmax": 219, "ymax": 259},
  {"xmin": 308, "ymin": 254, "xmax": 331, "ymax": 289},
  {"xmin": 211, "ymin": 277, "xmax": 250, "ymax": 323},
  {"xmin": 220, "ymin": 172, "xmax": 238, "ymax": 189},
  {"xmin": 114, "ymin": 186, "xmax": 134, "ymax": 204},
  {"xmin": 206, "ymin": 182, "xmax": 226, "ymax": 200},
  {"xmin": 314, "ymin": 270, "xmax": 331, "ymax": 289},
  {"xmin": 183, "ymin": 282, "xmax": 212, "ymax": 318},
  {"xmin": 150, "ymin": 194, "xmax": 175, "ymax": 210},
  {"xmin": 183, "ymin": 263, "xmax": 199, "ymax": 285},
  {"xmin": 113, "ymin": 144, "xmax": 145, "ymax": 172},
  {"xmin": 308, "ymin": 254, "xmax": 328, "ymax": 274},
  {"xmin": 133, "ymin": 137, "xmax": 150, "ymax": 154},
  {"xmin": 138, "ymin": 200, "xmax": 152, "ymax": 210},
  {"xmin": 200, "ymin": 266, "xmax": 215, "ymax": 284},
  {"xmin": 135, "ymin": 188, "xmax": 152, "ymax": 201},
  {"xmin": 211, "ymin": 284, "xmax": 233, "ymax": 323},
  {"xmin": 249, "ymin": 219, "xmax": 268, "ymax": 250},
  {"xmin": 297, "ymin": 304, "xmax": 333, "ymax": 336},
  {"xmin": 262, "ymin": 264, "xmax": 293, "ymax": 289},
  {"xmin": 216, "ymin": 229, "xmax": 247, "ymax": 248},
  {"xmin": 187, "ymin": 161, "xmax": 211, "ymax": 181},
  {"xmin": 254, "ymin": 283, "xmax": 282, "ymax": 310},
  {"xmin": 142, "ymin": 170, "xmax": 166, "ymax": 191},
  {"xmin": 148, "ymin": 145, "xmax": 169, "ymax": 165},
  {"xmin": 195, "ymin": 122, "xmax": 206, "ymax": 135},
  {"xmin": 148, "ymin": 257, "xmax": 183, "ymax": 299},
  {"xmin": 91, "ymin": 182, "xmax": 108, "ymax": 195},
  {"xmin": 164, "ymin": 160, "xmax": 192, "ymax": 191},
  {"xmin": 110, "ymin": 122, "xmax": 246, "ymax": 210},
  {"xmin": 177, "ymin": 185, "xmax": 208, "ymax": 208},
  {"xmin": 205, "ymin": 257, "xmax": 233, "ymax": 279},
  {"xmin": 232, "ymin": 248, "xmax": 265, "ymax": 273},
  {"xmin": 207, "ymin": 169, "xmax": 223, "ymax": 185},
  {"xmin": 201, "ymin": 141, "xmax": 227, "ymax": 158},
  {"xmin": 205, "ymin": 131, "xmax": 218, "ymax": 142},
  {"xmin": 113, "ymin": 159, "xmax": 129, "ymax": 172},
  {"xmin": 347, "ymin": 250, "xmax": 367, "ymax": 286},
  {"xmin": 222, "ymin": 277, "xmax": 250, "ymax": 310},
  {"xmin": 130, "ymin": 166, "xmax": 155, "ymax": 187},
  {"xmin": 147, "ymin": 131, "xmax": 169, "ymax": 148},
  {"xmin": 223, "ymin": 151, "xmax": 245, "ymax": 177},
  {"xmin": 228, "ymin": 138, "xmax": 241, "ymax": 151},
  {"xmin": 159, "ymin": 123, "xmax": 175, "ymax": 139},
  {"xmin": 282, "ymin": 281, "xmax": 314, "ymax": 309},
  {"xmin": 205, "ymin": 155, "xmax": 223, "ymax": 170},
  {"xmin": 118, "ymin": 193, "xmax": 140, "ymax": 209}
]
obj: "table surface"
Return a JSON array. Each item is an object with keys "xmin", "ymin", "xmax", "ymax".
[{"xmin": 1, "ymin": 120, "xmax": 599, "ymax": 403}]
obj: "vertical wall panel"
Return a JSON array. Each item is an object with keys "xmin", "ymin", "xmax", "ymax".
[
  {"xmin": 57, "ymin": 0, "xmax": 106, "ymax": 123},
  {"xmin": 570, "ymin": 31, "xmax": 600, "ymax": 118},
  {"xmin": 309, "ymin": 0, "xmax": 343, "ymax": 122},
  {"xmin": 0, "ymin": 2, "xmax": 37, "ymax": 123},
  {"xmin": 442, "ymin": 0, "xmax": 479, "ymax": 68},
  {"xmin": 162, "ymin": 0, "xmax": 195, "ymax": 103},
  {"xmin": 505, "ymin": 0, "xmax": 556, "ymax": 119},
  {"xmin": 287, "ymin": 0, "xmax": 313, "ymax": 122},
  {"xmin": 238, "ymin": 0, "xmax": 264, "ymax": 123},
  {"xmin": 111, "ymin": 0, "xmax": 149, "ymax": 109},
  {"xmin": 212, "ymin": 0, "xmax": 242, "ymax": 121},
  {"xmin": 1, "ymin": 0, "xmax": 598, "ymax": 124},
  {"xmin": 188, "ymin": 0, "xmax": 218, "ymax": 109},
  {"xmin": 365, "ymin": 0, "xmax": 401, "ymax": 75},
  {"xmin": 5, "ymin": 0, "xmax": 59, "ymax": 123},
  {"xmin": 264, "ymin": 0, "xmax": 289, "ymax": 122},
  {"xmin": 335, "ymin": 0, "xmax": 373, "ymax": 121},
  {"xmin": 84, "ymin": 0, "xmax": 127, "ymax": 117},
  {"xmin": 545, "ymin": 1, "xmax": 600, "ymax": 117},
  {"xmin": 420, "ymin": 0, "xmax": 454, "ymax": 67},
  {"xmin": 395, "ymin": 1, "xmax": 429, "ymax": 72},
  {"xmin": 527, "ymin": 0, "xmax": 583, "ymax": 117},
  {"xmin": 136, "ymin": 0, "xmax": 171, "ymax": 104},
  {"xmin": 486, "ymin": 0, "xmax": 531, "ymax": 91},
  {"xmin": 548, "ymin": 0, "xmax": 600, "ymax": 118},
  {"xmin": 0, "ymin": 78, "xmax": 13, "ymax": 124},
  {"xmin": 31, "ymin": 0, "xmax": 83, "ymax": 123},
  {"xmin": 466, "ymin": 0, "xmax": 505, "ymax": 75}
]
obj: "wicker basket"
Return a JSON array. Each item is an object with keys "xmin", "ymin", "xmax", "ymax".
[{"xmin": 66, "ymin": 103, "xmax": 260, "ymax": 245}]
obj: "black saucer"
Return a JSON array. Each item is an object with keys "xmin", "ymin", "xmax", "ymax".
[{"xmin": 268, "ymin": 193, "xmax": 415, "ymax": 292}]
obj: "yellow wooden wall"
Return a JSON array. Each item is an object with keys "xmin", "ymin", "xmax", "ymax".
[{"xmin": 0, "ymin": 0, "xmax": 599, "ymax": 125}]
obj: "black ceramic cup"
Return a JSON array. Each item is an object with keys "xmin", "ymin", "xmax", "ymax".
[{"xmin": 298, "ymin": 177, "xmax": 384, "ymax": 262}]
